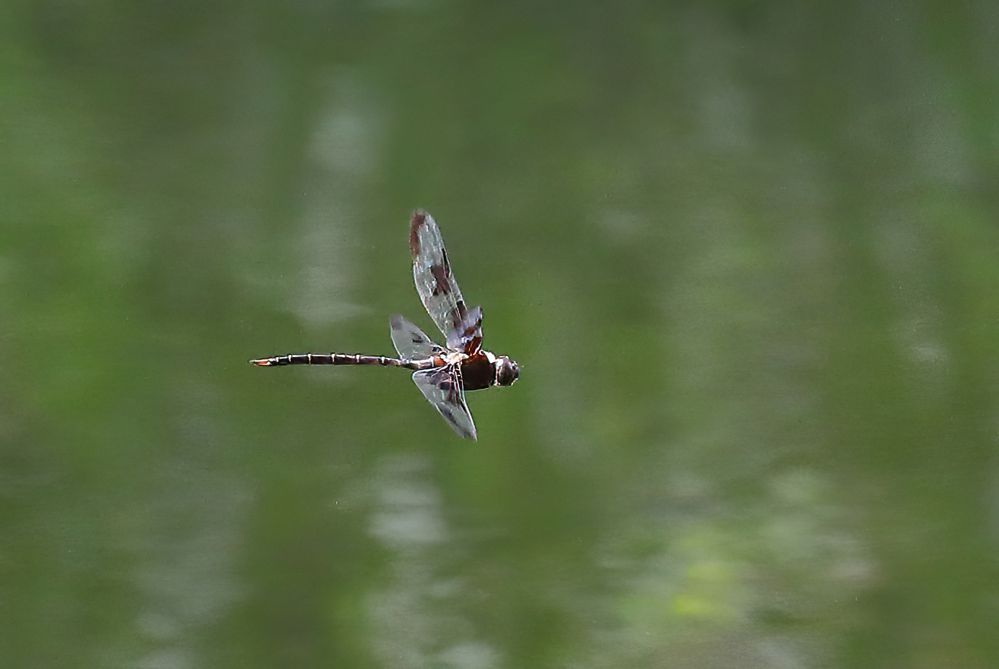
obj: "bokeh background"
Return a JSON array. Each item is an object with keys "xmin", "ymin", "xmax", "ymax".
[{"xmin": 3, "ymin": 2, "xmax": 998, "ymax": 667}]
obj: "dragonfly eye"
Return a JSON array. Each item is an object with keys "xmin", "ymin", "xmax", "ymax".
[{"xmin": 494, "ymin": 357, "xmax": 519, "ymax": 386}]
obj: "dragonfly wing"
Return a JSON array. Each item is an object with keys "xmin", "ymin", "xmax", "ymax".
[
  {"xmin": 445, "ymin": 305, "xmax": 483, "ymax": 354},
  {"xmin": 390, "ymin": 314, "xmax": 444, "ymax": 359},
  {"xmin": 409, "ymin": 210, "xmax": 483, "ymax": 345},
  {"xmin": 411, "ymin": 365, "xmax": 477, "ymax": 440}
]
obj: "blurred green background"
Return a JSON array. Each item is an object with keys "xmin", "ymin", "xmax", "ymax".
[{"xmin": 2, "ymin": 1, "xmax": 998, "ymax": 667}]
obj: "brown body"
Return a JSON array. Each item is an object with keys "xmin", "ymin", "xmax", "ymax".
[{"xmin": 253, "ymin": 349, "xmax": 502, "ymax": 390}]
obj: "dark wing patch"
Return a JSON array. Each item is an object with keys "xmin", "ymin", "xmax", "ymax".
[
  {"xmin": 430, "ymin": 261, "xmax": 451, "ymax": 296},
  {"xmin": 390, "ymin": 314, "xmax": 444, "ymax": 360},
  {"xmin": 409, "ymin": 211, "xmax": 426, "ymax": 257},
  {"xmin": 411, "ymin": 365, "xmax": 477, "ymax": 440},
  {"xmin": 409, "ymin": 210, "xmax": 479, "ymax": 344}
]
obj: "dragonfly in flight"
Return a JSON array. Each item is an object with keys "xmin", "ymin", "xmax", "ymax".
[{"xmin": 250, "ymin": 210, "xmax": 519, "ymax": 440}]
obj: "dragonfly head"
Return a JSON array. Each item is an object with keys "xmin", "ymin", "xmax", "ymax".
[{"xmin": 493, "ymin": 356, "xmax": 520, "ymax": 387}]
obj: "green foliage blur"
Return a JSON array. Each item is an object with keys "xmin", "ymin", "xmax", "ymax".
[{"xmin": 2, "ymin": 1, "xmax": 998, "ymax": 667}]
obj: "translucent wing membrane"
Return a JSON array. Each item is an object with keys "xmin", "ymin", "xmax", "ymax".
[
  {"xmin": 410, "ymin": 211, "xmax": 482, "ymax": 345},
  {"xmin": 411, "ymin": 366, "xmax": 477, "ymax": 440},
  {"xmin": 390, "ymin": 314, "xmax": 443, "ymax": 359}
]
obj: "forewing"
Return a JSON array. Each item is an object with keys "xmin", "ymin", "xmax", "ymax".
[
  {"xmin": 445, "ymin": 305, "xmax": 483, "ymax": 354},
  {"xmin": 409, "ymin": 210, "xmax": 478, "ymax": 343},
  {"xmin": 411, "ymin": 366, "xmax": 477, "ymax": 440},
  {"xmin": 390, "ymin": 314, "xmax": 443, "ymax": 359}
]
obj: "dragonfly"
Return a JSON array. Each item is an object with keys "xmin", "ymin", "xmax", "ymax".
[{"xmin": 250, "ymin": 210, "xmax": 519, "ymax": 440}]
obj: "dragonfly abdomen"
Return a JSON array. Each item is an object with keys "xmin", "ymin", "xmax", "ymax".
[{"xmin": 250, "ymin": 352, "xmax": 442, "ymax": 370}]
